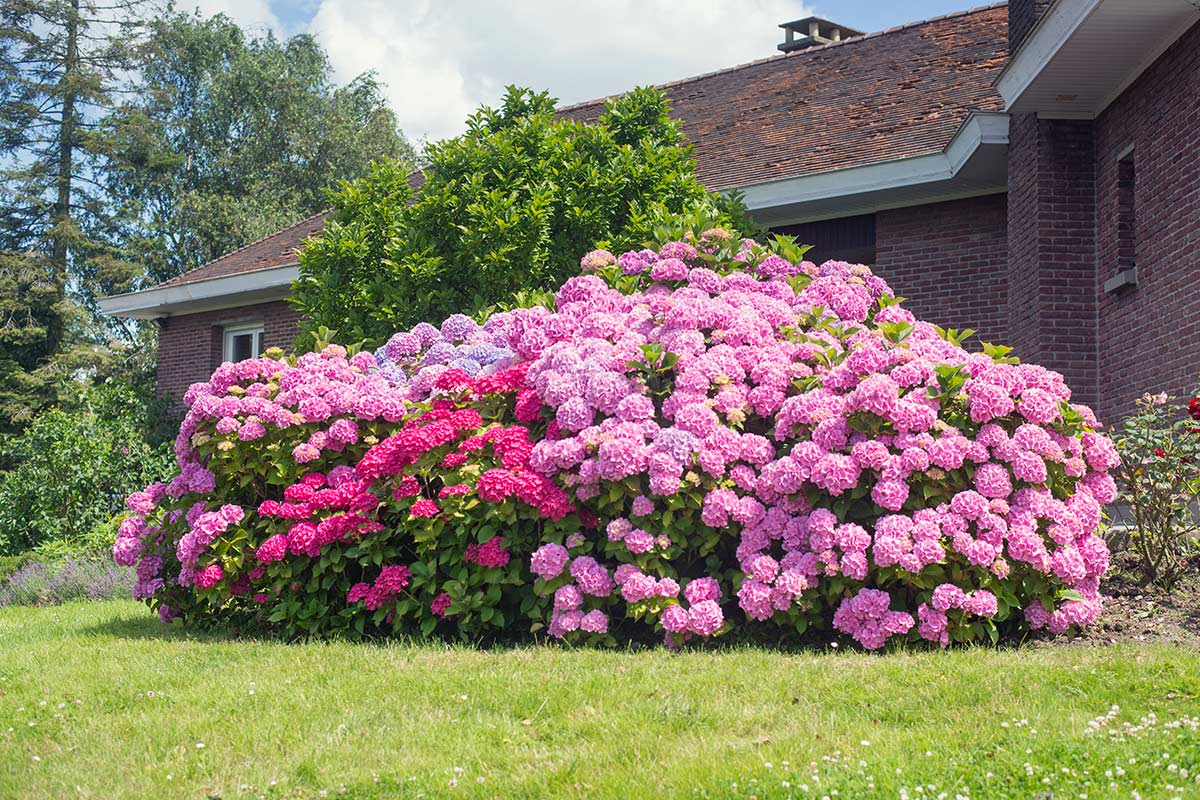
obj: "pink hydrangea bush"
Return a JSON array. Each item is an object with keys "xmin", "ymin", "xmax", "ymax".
[
  {"xmin": 116, "ymin": 228, "xmax": 1116, "ymax": 649},
  {"xmin": 113, "ymin": 347, "xmax": 582, "ymax": 639}
]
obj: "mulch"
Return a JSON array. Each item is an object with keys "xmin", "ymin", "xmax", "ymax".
[{"xmin": 1042, "ymin": 569, "xmax": 1200, "ymax": 649}]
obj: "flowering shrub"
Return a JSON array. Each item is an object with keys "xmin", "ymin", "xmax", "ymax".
[
  {"xmin": 292, "ymin": 86, "xmax": 758, "ymax": 346},
  {"xmin": 117, "ymin": 229, "xmax": 1116, "ymax": 649},
  {"xmin": 1109, "ymin": 391, "xmax": 1200, "ymax": 588}
]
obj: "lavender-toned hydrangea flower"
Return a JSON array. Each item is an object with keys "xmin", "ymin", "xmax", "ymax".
[
  {"xmin": 384, "ymin": 331, "xmax": 422, "ymax": 360},
  {"xmin": 422, "ymin": 342, "xmax": 459, "ymax": 366},
  {"xmin": 440, "ymin": 314, "xmax": 478, "ymax": 343}
]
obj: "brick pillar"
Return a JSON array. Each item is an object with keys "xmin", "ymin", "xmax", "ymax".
[{"xmin": 1006, "ymin": 113, "xmax": 1099, "ymax": 408}]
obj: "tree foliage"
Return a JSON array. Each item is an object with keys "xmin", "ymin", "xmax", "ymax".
[
  {"xmin": 96, "ymin": 11, "xmax": 415, "ymax": 289},
  {"xmin": 0, "ymin": 250, "xmax": 158, "ymax": 454},
  {"xmin": 0, "ymin": 0, "xmax": 148, "ymax": 304},
  {"xmin": 0, "ymin": 3, "xmax": 413, "ymax": 446},
  {"xmin": 0, "ymin": 251, "xmax": 69, "ymax": 437},
  {"xmin": 0, "ymin": 383, "xmax": 173, "ymax": 555},
  {"xmin": 292, "ymin": 86, "xmax": 758, "ymax": 347}
]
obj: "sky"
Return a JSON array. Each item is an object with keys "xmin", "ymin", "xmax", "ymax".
[{"xmin": 189, "ymin": 0, "xmax": 979, "ymax": 143}]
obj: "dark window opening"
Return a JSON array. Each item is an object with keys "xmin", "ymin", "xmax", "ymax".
[
  {"xmin": 1116, "ymin": 151, "xmax": 1136, "ymax": 273},
  {"xmin": 770, "ymin": 214, "xmax": 876, "ymax": 265}
]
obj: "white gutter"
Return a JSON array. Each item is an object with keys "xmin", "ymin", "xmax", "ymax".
[
  {"xmin": 738, "ymin": 111, "xmax": 1010, "ymax": 217},
  {"xmin": 98, "ymin": 264, "xmax": 299, "ymax": 320}
]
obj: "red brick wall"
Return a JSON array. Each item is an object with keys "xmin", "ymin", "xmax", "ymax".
[
  {"xmin": 874, "ymin": 194, "xmax": 1010, "ymax": 346},
  {"xmin": 1093, "ymin": 20, "xmax": 1200, "ymax": 423},
  {"xmin": 155, "ymin": 300, "xmax": 302, "ymax": 403},
  {"xmin": 1006, "ymin": 113, "xmax": 1099, "ymax": 411}
]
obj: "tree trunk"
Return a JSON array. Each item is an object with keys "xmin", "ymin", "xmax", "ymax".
[
  {"xmin": 44, "ymin": 0, "xmax": 80, "ymax": 356},
  {"xmin": 51, "ymin": 0, "xmax": 80, "ymax": 292}
]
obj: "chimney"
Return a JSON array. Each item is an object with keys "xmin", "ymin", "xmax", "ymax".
[{"xmin": 778, "ymin": 17, "xmax": 865, "ymax": 53}]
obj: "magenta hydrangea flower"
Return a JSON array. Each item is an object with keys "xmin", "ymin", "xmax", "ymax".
[
  {"xmin": 194, "ymin": 564, "xmax": 224, "ymax": 590},
  {"xmin": 256, "ymin": 534, "xmax": 288, "ymax": 564},
  {"xmin": 410, "ymin": 498, "xmax": 440, "ymax": 518},
  {"xmin": 684, "ymin": 577, "xmax": 721, "ymax": 606},
  {"xmin": 624, "ymin": 529, "xmax": 654, "ymax": 554},
  {"xmin": 580, "ymin": 609, "xmax": 609, "ymax": 634},
  {"xmin": 631, "ymin": 495, "xmax": 654, "ymax": 517},
  {"xmin": 465, "ymin": 536, "xmax": 511, "ymax": 568},
  {"xmin": 661, "ymin": 604, "xmax": 689, "ymax": 633},
  {"xmin": 431, "ymin": 593, "xmax": 453, "ymax": 617},
  {"xmin": 554, "ymin": 584, "xmax": 584, "ymax": 611}
]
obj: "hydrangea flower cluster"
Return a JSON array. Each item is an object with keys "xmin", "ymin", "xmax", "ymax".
[
  {"xmin": 117, "ymin": 228, "xmax": 1115, "ymax": 650},
  {"xmin": 372, "ymin": 313, "xmax": 517, "ymax": 391}
]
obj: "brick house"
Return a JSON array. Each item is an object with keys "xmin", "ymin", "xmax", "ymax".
[{"xmin": 99, "ymin": 0, "xmax": 1200, "ymax": 425}]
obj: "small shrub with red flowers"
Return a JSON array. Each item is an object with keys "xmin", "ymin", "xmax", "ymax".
[
  {"xmin": 115, "ymin": 226, "xmax": 1117, "ymax": 649},
  {"xmin": 1109, "ymin": 391, "xmax": 1200, "ymax": 588}
]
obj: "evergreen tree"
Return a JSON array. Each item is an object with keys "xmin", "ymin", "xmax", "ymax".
[
  {"xmin": 0, "ymin": 0, "xmax": 148, "ymax": 303},
  {"xmin": 0, "ymin": 251, "xmax": 67, "ymax": 438},
  {"xmin": 0, "ymin": 0, "xmax": 148, "ymax": 433}
]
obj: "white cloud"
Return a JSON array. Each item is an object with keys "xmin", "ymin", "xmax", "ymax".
[
  {"xmin": 306, "ymin": 0, "xmax": 811, "ymax": 143},
  {"xmin": 186, "ymin": 0, "xmax": 285, "ymax": 37}
]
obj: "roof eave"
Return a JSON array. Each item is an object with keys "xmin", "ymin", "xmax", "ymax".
[
  {"xmin": 98, "ymin": 263, "xmax": 299, "ymax": 320},
  {"xmin": 997, "ymin": 0, "xmax": 1200, "ymax": 118},
  {"xmin": 738, "ymin": 111, "xmax": 1010, "ymax": 225}
]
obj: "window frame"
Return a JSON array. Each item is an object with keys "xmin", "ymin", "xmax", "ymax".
[{"xmin": 222, "ymin": 321, "xmax": 265, "ymax": 363}]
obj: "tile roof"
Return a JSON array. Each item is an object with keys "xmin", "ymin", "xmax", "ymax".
[
  {"xmin": 150, "ymin": 3, "xmax": 1007, "ymax": 291},
  {"xmin": 157, "ymin": 210, "xmax": 330, "ymax": 288},
  {"xmin": 556, "ymin": 3, "xmax": 1008, "ymax": 190}
]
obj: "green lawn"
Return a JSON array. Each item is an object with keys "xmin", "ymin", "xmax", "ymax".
[{"xmin": 2, "ymin": 602, "xmax": 1198, "ymax": 799}]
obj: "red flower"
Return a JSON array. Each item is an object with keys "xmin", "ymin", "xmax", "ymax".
[{"xmin": 1188, "ymin": 397, "xmax": 1200, "ymax": 420}]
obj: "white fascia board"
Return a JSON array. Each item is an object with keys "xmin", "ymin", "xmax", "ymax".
[
  {"xmin": 996, "ymin": 0, "xmax": 1103, "ymax": 111},
  {"xmin": 98, "ymin": 264, "xmax": 299, "ymax": 320},
  {"xmin": 737, "ymin": 112, "xmax": 1009, "ymax": 214}
]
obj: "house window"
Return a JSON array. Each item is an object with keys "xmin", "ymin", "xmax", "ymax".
[
  {"xmin": 223, "ymin": 322, "xmax": 264, "ymax": 362},
  {"xmin": 1116, "ymin": 150, "xmax": 1136, "ymax": 272}
]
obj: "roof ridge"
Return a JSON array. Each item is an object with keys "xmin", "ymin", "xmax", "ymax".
[
  {"xmin": 555, "ymin": 2, "xmax": 1009, "ymax": 114},
  {"xmin": 164, "ymin": 208, "xmax": 330, "ymax": 284}
]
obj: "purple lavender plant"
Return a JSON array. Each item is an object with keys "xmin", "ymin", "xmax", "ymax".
[{"xmin": 0, "ymin": 556, "xmax": 133, "ymax": 606}]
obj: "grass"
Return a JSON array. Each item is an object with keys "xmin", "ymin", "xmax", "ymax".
[{"xmin": 1, "ymin": 602, "xmax": 1198, "ymax": 799}]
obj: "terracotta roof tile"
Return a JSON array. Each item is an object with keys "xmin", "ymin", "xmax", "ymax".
[
  {"xmin": 158, "ymin": 210, "xmax": 330, "ymax": 288},
  {"xmin": 150, "ymin": 4, "xmax": 1007, "ymax": 290},
  {"xmin": 558, "ymin": 3, "xmax": 1008, "ymax": 190}
]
